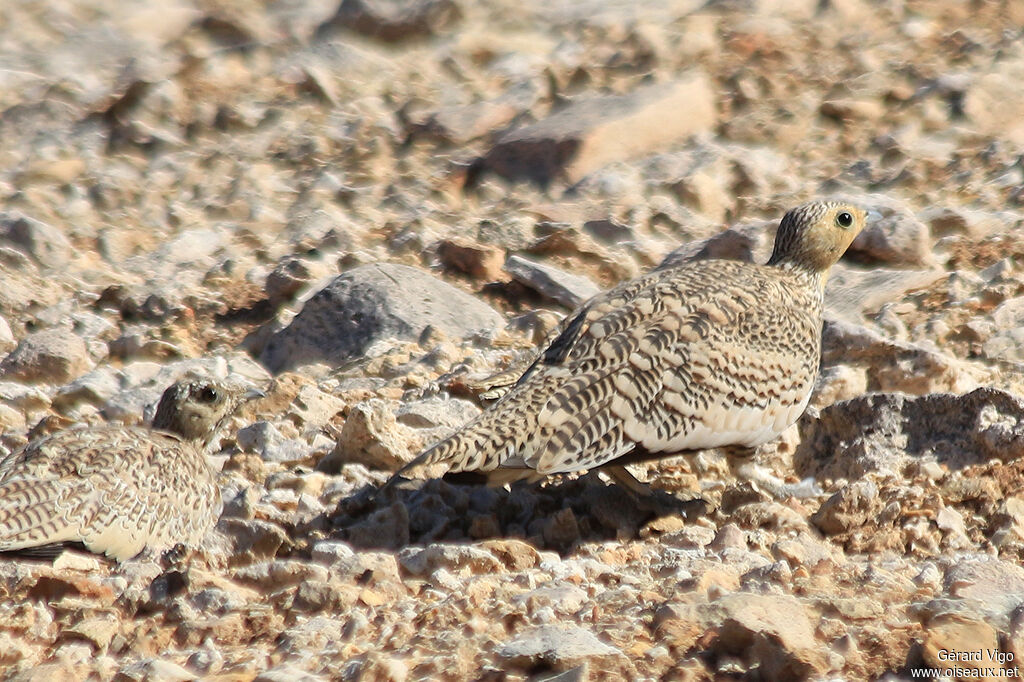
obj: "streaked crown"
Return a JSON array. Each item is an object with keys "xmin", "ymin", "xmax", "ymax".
[{"xmin": 767, "ymin": 200, "xmax": 867, "ymax": 273}]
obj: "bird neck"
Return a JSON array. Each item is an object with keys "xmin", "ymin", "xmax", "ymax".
[{"xmin": 773, "ymin": 261, "xmax": 829, "ymax": 299}]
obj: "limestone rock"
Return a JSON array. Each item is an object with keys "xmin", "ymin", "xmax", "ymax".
[
  {"xmin": 810, "ymin": 480, "xmax": 881, "ymax": 535},
  {"xmin": 317, "ymin": 0, "xmax": 461, "ymax": 43},
  {"xmin": 497, "ymin": 624, "xmax": 624, "ymax": 670},
  {"xmin": 0, "ymin": 315, "xmax": 16, "ymax": 354},
  {"xmin": 824, "ymin": 265, "xmax": 945, "ymax": 321},
  {"xmin": 0, "ymin": 328, "xmax": 92, "ymax": 384},
  {"xmin": 397, "ymin": 543, "xmax": 501, "ymax": 576},
  {"xmin": 796, "ymin": 388, "xmax": 1024, "ymax": 480},
  {"xmin": 704, "ymin": 592, "xmax": 826, "ymax": 681},
  {"xmin": 484, "ymin": 73, "xmax": 716, "ymax": 184},
  {"xmin": 0, "ymin": 213, "xmax": 72, "ymax": 269},
  {"xmin": 503, "ymin": 254, "xmax": 601, "ymax": 308},
  {"xmin": 437, "ymin": 239, "xmax": 505, "ymax": 281},
  {"xmin": 658, "ymin": 221, "xmax": 773, "ymax": 269},
  {"xmin": 847, "ymin": 196, "xmax": 934, "ymax": 267},
  {"xmin": 321, "ymin": 399, "xmax": 415, "ymax": 472},
  {"xmin": 820, "ymin": 317, "xmax": 977, "ymax": 394},
  {"xmin": 260, "ymin": 263, "xmax": 504, "ymax": 373}
]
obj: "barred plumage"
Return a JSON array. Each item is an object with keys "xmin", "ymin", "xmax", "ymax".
[
  {"xmin": 0, "ymin": 379, "xmax": 256, "ymax": 561},
  {"xmin": 391, "ymin": 200, "xmax": 867, "ymax": 487}
]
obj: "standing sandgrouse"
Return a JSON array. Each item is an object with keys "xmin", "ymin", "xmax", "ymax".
[
  {"xmin": 0, "ymin": 379, "xmax": 257, "ymax": 561},
  {"xmin": 390, "ymin": 200, "xmax": 868, "ymax": 490}
]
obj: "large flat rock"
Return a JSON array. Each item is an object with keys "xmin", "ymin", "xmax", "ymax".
[
  {"xmin": 260, "ymin": 263, "xmax": 504, "ymax": 373},
  {"xmin": 484, "ymin": 72, "xmax": 716, "ymax": 185}
]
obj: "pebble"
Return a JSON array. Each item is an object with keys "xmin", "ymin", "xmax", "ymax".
[
  {"xmin": 503, "ymin": 254, "xmax": 601, "ymax": 308},
  {"xmin": 497, "ymin": 624, "xmax": 624, "ymax": 669},
  {"xmin": 0, "ymin": 329, "xmax": 92, "ymax": 384}
]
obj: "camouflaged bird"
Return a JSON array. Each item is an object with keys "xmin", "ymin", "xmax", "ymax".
[
  {"xmin": 391, "ymin": 200, "xmax": 868, "ymax": 491},
  {"xmin": 0, "ymin": 379, "xmax": 257, "ymax": 561}
]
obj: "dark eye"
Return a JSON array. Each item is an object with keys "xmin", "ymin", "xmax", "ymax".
[
  {"xmin": 836, "ymin": 211, "xmax": 854, "ymax": 228},
  {"xmin": 196, "ymin": 386, "xmax": 219, "ymax": 403}
]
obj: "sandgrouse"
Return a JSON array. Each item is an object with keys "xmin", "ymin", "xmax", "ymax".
[
  {"xmin": 0, "ymin": 379, "xmax": 257, "ymax": 561},
  {"xmin": 390, "ymin": 200, "xmax": 868, "ymax": 492}
]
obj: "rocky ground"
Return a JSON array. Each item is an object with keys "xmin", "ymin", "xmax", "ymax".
[{"xmin": 1, "ymin": 0, "xmax": 1024, "ymax": 679}]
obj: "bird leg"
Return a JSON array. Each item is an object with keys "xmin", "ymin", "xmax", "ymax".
[
  {"xmin": 723, "ymin": 445, "xmax": 821, "ymax": 500},
  {"xmin": 601, "ymin": 465, "xmax": 709, "ymax": 519}
]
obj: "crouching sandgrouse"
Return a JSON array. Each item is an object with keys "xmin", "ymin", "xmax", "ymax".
[
  {"xmin": 0, "ymin": 379, "xmax": 258, "ymax": 561},
  {"xmin": 389, "ymin": 200, "xmax": 868, "ymax": 492}
]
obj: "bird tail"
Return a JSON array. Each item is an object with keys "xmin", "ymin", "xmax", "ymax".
[
  {"xmin": 384, "ymin": 370, "xmax": 567, "ymax": 489},
  {"xmin": 0, "ymin": 479, "xmax": 86, "ymax": 553},
  {"xmin": 387, "ymin": 409, "xmax": 520, "ymax": 486}
]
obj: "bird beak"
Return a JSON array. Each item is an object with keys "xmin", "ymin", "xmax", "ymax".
[{"xmin": 242, "ymin": 388, "xmax": 266, "ymax": 403}]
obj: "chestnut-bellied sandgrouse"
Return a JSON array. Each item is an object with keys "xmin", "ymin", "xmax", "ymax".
[
  {"xmin": 389, "ymin": 200, "xmax": 868, "ymax": 492},
  {"xmin": 0, "ymin": 379, "xmax": 258, "ymax": 561}
]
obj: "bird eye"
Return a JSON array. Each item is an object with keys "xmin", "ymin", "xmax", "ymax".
[
  {"xmin": 836, "ymin": 211, "xmax": 854, "ymax": 228},
  {"xmin": 196, "ymin": 386, "xmax": 219, "ymax": 403}
]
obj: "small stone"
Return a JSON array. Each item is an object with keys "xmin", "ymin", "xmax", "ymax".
[
  {"xmin": 847, "ymin": 197, "xmax": 934, "ymax": 267},
  {"xmin": 395, "ymin": 396, "xmax": 479, "ymax": 430},
  {"xmin": 0, "ymin": 213, "xmax": 72, "ymax": 269},
  {"xmin": 115, "ymin": 658, "xmax": 196, "ymax": 682},
  {"xmin": 710, "ymin": 524, "xmax": 748, "ymax": 552},
  {"xmin": 344, "ymin": 502, "xmax": 410, "ymax": 550},
  {"xmin": 232, "ymin": 560, "xmax": 329, "ymax": 590},
  {"xmin": 156, "ymin": 229, "xmax": 225, "ymax": 266},
  {"xmin": 398, "ymin": 543, "xmax": 501, "ymax": 577},
  {"xmin": 51, "ymin": 367, "xmax": 122, "ymax": 412},
  {"xmin": 921, "ymin": 614, "xmax": 1000, "ymax": 675},
  {"xmin": 583, "ymin": 219, "xmax": 633, "ymax": 244},
  {"xmin": 516, "ymin": 582, "xmax": 589, "ymax": 616},
  {"xmin": 935, "ymin": 507, "xmax": 967, "ymax": 538},
  {"xmin": 310, "ymin": 540, "xmax": 356, "ymax": 565},
  {"xmin": 810, "ymin": 480, "xmax": 880, "ymax": 535},
  {"xmin": 797, "ymin": 388, "xmax": 1024, "ymax": 481},
  {"xmin": 497, "ymin": 625, "xmax": 624, "ymax": 670},
  {"xmin": 317, "ymin": 0, "xmax": 461, "ymax": 43},
  {"xmin": 437, "ymin": 239, "xmax": 505, "ymax": 281},
  {"xmin": 254, "ymin": 665, "xmax": 327, "ymax": 682},
  {"xmin": 323, "ymin": 399, "xmax": 414, "ymax": 472},
  {"xmin": 824, "ymin": 265, "xmax": 945, "ymax": 321},
  {"xmin": 659, "ymin": 221, "xmax": 772, "ymax": 269},
  {"xmin": 1, "ymin": 329, "xmax": 92, "ymax": 384},
  {"xmin": 962, "ymin": 59, "xmax": 1024, "ymax": 145},
  {"xmin": 705, "ymin": 592, "xmax": 826, "ymax": 680},
  {"xmin": 416, "ymin": 85, "xmax": 535, "ymax": 144},
  {"xmin": 236, "ymin": 421, "xmax": 311, "ymax": 463},
  {"xmin": 480, "ymin": 539, "xmax": 541, "ymax": 570},
  {"xmin": 943, "ymin": 558, "xmax": 1024, "ymax": 618},
  {"xmin": 265, "ymin": 257, "xmax": 324, "ymax": 304},
  {"xmin": 216, "ymin": 518, "xmax": 288, "ymax": 566},
  {"xmin": 919, "ymin": 206, "xmax": 1009, "ymax": 240},
  {"xmin": 543, "ymin": 507, "xmax": 581, "ymax": 549},
  {"xmin": 504, "ymin": 255, "xmax": 601, "ymax": 308},
  {"xmin": 0, "ymin": 315, "xmax": 14, "ymax": 354},
  {"xmin": 67, "ymin": 615, "xmax": 119, "ymax": 650}
]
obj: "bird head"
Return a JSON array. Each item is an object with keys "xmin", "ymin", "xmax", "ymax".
[
  {"xmin": 767, "ymin": 200, "xmax": 868, "ymax": 274},
  {"xmin": 152, "ymin": 379, "xmax": 263, "ymax": 447}
]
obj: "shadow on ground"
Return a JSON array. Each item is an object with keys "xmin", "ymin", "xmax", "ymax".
[{"xmin": 327, "ymin": 475, "xmax": 707, "ymax": 553}]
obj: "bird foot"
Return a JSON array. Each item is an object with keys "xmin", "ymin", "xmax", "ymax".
[
  {"xmin": 601, "ymin": 465, "xmax": 710, "ymax": 520},
  {"xmin": 733, "ymin": 462, "xmax": 822, "ymax": 500}
]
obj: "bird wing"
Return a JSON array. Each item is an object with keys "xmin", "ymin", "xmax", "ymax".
[
  {"xmin": 529, "ymin": 291, "xmax": 821, "ymax": 474},
  {"xmin": 524, "ymin": 262, "xmax": 821, "ymax": 474},
  {"xmin": 0, "ymin": 427, "xmax": 220, "ymax": 560}
]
